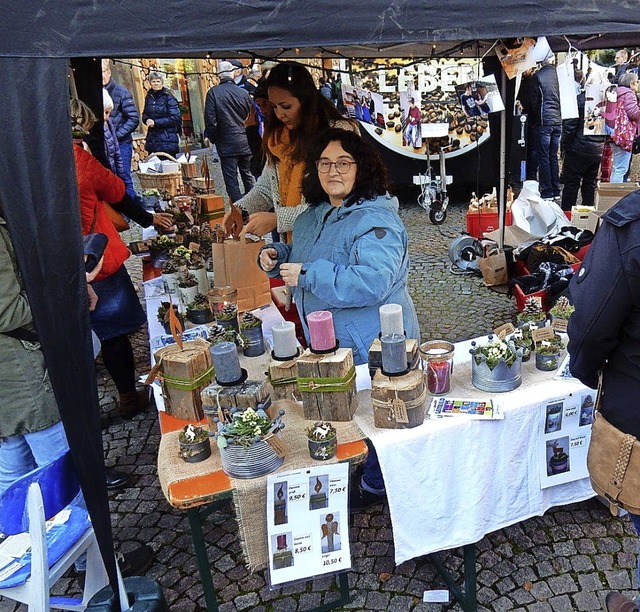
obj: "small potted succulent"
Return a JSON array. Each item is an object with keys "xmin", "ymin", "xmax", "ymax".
[
  {"xmin": 157, "ymin": 301, "xmax": 184, "ymax": 335},
  {"xmin": 510, "ymin": 322, "xmax": 535, "ymax": 362},
  {"xmin": 141, "ymin": 188, "xmax": 161, "ymax": 210},
  {"xmin": 240, "ymin": 311, "xmax": 265, "ymax": 357},
  {"xmin": 188, "ymin": 254, "xmax": 209, "ymax": 295},
  {"xmin": 177, "ymin": 271, "xmax": 199, "ymax": 311},
  {"xmin": 535, "ymin": 334, "xmax": 565, "ymax": 371},
  {"xmin": 178, "ymin": 424, "xmax": 211, "ymax": 463},
  {"xmin": 216, "ymin": 302, "xmax": 239, "ymax": 333},
  {"xmin": 306, "ymin": 421, "xmax": 338, "ymax": 461},
  {"xmin": 549, "ymin": 296, "xmax": 575, "ymax": 329},
  {"xmin": 517, "ymin": 297, "xmax": 547, "ymax": 328},
  {"xmin": 186, "ymin": 293, "xmax": 214, "ymax": 325},
  {"xmin": 209, "ymin": 323, "xmax": 241, "ymax": 347}
]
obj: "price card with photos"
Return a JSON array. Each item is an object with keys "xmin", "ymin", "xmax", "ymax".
[{"xmin": 266, "ymin": 463, "xmax": 351, "ymax": 585}]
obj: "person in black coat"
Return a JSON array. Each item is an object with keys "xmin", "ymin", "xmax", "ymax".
[
  {"xmin": 142, "ymin": 72, "xmax": 181, "ymax": 157},
  {"xmin": 560, "ymin": 70, "xmax": 605, "ymax": 211},
  {"xmin": 204, "ymin": 61, "xmax": 255, "ymax": 203}
]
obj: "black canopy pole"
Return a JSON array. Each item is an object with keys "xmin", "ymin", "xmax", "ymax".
[{"xmin": 0, "ymin": 57, "xmax": 121, "ymax": 604}]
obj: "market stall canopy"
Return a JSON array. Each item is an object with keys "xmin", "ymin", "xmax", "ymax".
[{"xmin": 2, "ymin": 0, "xmax": 640, "ymax": 59}]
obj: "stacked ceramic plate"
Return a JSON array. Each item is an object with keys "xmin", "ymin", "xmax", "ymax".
[{"xmin": 220, "ymin": 439, "xmax": 284, "ymax": 479}]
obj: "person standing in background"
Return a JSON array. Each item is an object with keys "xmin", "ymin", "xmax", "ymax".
[
  {"xmin": 610, "ymin": 72, "xmax": 640, "ymax": 183},
  {"xmin": 142, "ymin": 72, "xmax": 181, "ymax": 157},
  {"xmin": 530, "ymin": 55, "xmax": 563, "ymax": 200},
  {"xmin": 560, "ymin": 69, "xmax": 605, "ymax": 211},
  {"xmin": 102, "ymin": 60, "xmax": 139, "ymax": 198},
  {"xmin": 205, "ymin": 61, "xmax": 255, "ymax": 204}
]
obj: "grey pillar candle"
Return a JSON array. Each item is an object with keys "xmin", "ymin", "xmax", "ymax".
[
  {"xmin": 211, "ymin": 341, "xmax": 242, "ymax": 384},
  {"xmin": 381, "ymin": 333, "xmax": 407, "ymax": 374}
]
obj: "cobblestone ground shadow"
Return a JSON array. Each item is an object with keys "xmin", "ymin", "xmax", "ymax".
[{"xmin": 1, "ymin": 158, "xmax": 636, "ymax": 611}]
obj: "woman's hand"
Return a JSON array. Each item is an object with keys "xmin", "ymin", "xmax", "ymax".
[
  {"xmin": 280, "ymin": 263, "xmax": 302, "ymax": 287},
  {"xmin": 85, "ymin": 256, "xmax": 104, "ymax": 283},
  {"xmin": 223, "ymin": 204, "xmax": 244, "ymax": 240},
  {"xmin": 152, "ymin": 212, "xmax": 175, "ymax": 231},
  {"xmin": 86, "ymin": 284, "xmax": 99, "ymax": 311},
  {"xmin": 259, "ymin": 247, "xmax": 279, "ymax": 272},
  {"xmin": 242, "ymin": 212, "xmax": 277, "ymax": 238},
  {"xmin": 145, "ymin": 119, "xmax": 155, "ymax": 127},
  {"xmin": 244, "ymin": 105, "xmax": 258, "ymax": 128}
]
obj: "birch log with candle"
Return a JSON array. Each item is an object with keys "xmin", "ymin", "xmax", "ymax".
[{"xmin": 296, "ymin": 348, "xmax": 356, "ymax": 421}]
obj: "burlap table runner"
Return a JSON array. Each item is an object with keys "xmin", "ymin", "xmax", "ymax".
[{"xmin": 158, "ymin": 398, "xmax": 364, "ymax": 572}]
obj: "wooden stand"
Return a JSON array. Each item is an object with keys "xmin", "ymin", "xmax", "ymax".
[
  {"xmin": 268, "ymin": 357, "xmax": 299, "ymax": 402},
  {"xmin": 368, "ymin": 338, "xmax": 419, "ymax": 377},
  {"xmin": 191, "ymin": 177, "xmax": 216, "ymax": 193},
  {"xmin": 197, "ymin": 194, "xmax": 225, "ymax": 228},
  {"xmin": 201, "ymin": 379, "xmax": 270, "ymax": 433},
  {"xmin": 296, "ymin": 348, "xmax": 356, "ymax": 421},
  {"xmin": 154, "ymin": 339, "xmax": 213, "ymax": 421},
  {"xmin": 371, "ymin": 368, "xmax": 427, "ymax": 429}
]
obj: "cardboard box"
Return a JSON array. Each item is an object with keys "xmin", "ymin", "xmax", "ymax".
[
  {"xmin": 586, "ymin": 210, "xmax": 606, "ymax": 234},
  {"xmin": 571, "ymin": 206, "xmax": 595, "ymax": 229},
  {"xmin": 595, "ymin": 183, "xmax": 639, "ymax": 211}
]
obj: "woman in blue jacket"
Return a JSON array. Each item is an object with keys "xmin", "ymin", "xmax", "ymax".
[
  {"xmin": 142, "ymin": 72, "xmax": 181, "ymax": 156},
  {"xmin": 259, "ymin": 128, "xmax": 420, "ymax": 508}
]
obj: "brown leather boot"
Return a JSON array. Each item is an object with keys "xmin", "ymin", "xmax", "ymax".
[{"xmin": 118, "ymin": 389, "xmax": 149, "ymax": 419}]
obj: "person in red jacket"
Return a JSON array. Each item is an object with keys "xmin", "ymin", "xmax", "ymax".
[{"xmin": 70, "ymin": 99, "xmax": 173, "ymax": 418}]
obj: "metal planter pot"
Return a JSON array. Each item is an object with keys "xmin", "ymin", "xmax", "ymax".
[
  {"xmin": 220, "ymin": 438, "xmax": 284, "ymax": 479},
  {"xmin": 471, "ymin": 357, "xmax": 522, "ymax": 393}
]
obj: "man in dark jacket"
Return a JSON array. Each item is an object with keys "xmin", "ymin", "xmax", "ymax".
[
  {"xmin": 205, "ymin": 61, "xmax": 255, "ymax": 203},
  {"xmin": 102, "ymin": 60, "xmax": 139, "ymax": 197},
  {"xmin": 560, "ymin": 70, "xmax": 605, "ymax": 211},
  {"xmin": 530, "ymin": 57, "xmax": 563, "ymax": 200},
  {"xmin": 567, "ymin": 192, "xmax": 640, "ymax": 612}
]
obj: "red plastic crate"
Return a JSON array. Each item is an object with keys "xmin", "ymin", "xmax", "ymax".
[
  {"xmin": 513, "ymin": 284, "xmax": 549, "ymax": 312},
  {"xmin": 466, "ymin": 209, "xmax": 513, "ymax": 239}
]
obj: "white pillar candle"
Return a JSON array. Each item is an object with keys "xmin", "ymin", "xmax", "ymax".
[
  {"xmin": 379, "ymin": 304, "xmax": 404, "ymax": 337},
  {"xmin": 272, "ymin": 320, "xmax": 298, "ymax": 359}
]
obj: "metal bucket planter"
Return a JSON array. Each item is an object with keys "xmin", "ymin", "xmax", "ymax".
[
  {"xmin": 149, "ymin": 249, "xmax": 170, "ymax": 269},
  {"xmin": 308, "ymin": 437, "xmax": 337, "ymax": 461},
  {"xmin": 536, "ymin": 350, "xmax": 563, "ymax": 371},
  {"xmin": 220, "ymin": 438, "xmax": 284, "ymax": 479},
  {"xmin": 179, "ymin": 438, "xmax": 212, "ymax": 463},
  {"xmin": 242, "ymin": 326, "xmax": 265, "ymax": 357},
  {"xmin": 187, "ymin": 308, "xmax": 213, "ymax": 325},
  {"xmin": 472, "ymin": 357, "xmax": 522, "ymax": 393}
]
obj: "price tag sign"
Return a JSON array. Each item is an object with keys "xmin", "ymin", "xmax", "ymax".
[
  {"xmin": 391, "ymin": 398, "xmax": 410, "ymax": 423},
  {"xmin": 264, "ymin": 434, "xmax": 288, "ymax": 458},
  {"xmin": 493, "ymin": 322, "xmax": 515, "ymax": 339},
  {"xmin": 552, "ymin": 318, "xmax": 568, "ymax": 333},
  {"xmin": 532, "ymin": 326, "xmax": 556, "ymax": 346},
  {"xmin": 188, "ymin": 242, "xmax": 201, "ymax": 253}
]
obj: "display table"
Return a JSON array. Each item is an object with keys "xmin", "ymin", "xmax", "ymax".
[{"xmin": 353, "ymin": 338, "xmax": 596, "ymax": 611}]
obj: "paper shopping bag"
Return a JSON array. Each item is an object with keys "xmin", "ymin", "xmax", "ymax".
[
  {"xmin": 212, "ymin": 239, "xmax": 271, "ymax": 311},
  {"xmin": 478, "ymin": 246, "xmax": 509, "ymax": 287}
]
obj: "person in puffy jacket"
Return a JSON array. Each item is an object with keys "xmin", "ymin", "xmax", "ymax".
[
  {"xmin": 142, "ymin": 72, "xmax": 181, "ymax": 157},
  {"xmin": 102, "ymin": 60, "xmax": 139, "ymax": 196},
  {"xmin": 560, "ymin": 70, "xmax": 605, "ymax": 211},
  {"xmin": 530, "ymin": 57, "xmax": 563, "ymax": 199},
  {"xmin": 610, "ymin": 71, "xmax": 640, "ymax": 183},
  {"xmin": 259, "ymin": 129, "xmax": 420, "ymax": 510}
]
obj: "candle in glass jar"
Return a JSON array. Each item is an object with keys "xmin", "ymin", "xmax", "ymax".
[
  {"xmin": 426, "ymin": 360, "xmax": 451, "ymax": 395},
  {"xmin": 379, "ymin": 304, "xmax": 404, "ymax": 337},
  {"xmin": 381, "ymin": 333, "xmax": 407, "ymax": 374},
  {"xmin": 211, "ymin": 341, "xmax": 242, "ymax": 384},
  {"xmin": 307, "ymin": 311, "xmax": 336, "ymax": 352},
  {"xmin": 272, "ymin": 320, "xmax": 298, "ymax": 359}
]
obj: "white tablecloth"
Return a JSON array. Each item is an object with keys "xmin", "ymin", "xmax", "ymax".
[{"xmin": 353, "ymin": 338, "xmax": 596, "ymax": 565}]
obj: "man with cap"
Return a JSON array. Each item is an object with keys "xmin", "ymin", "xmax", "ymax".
[
  {"xmin": 205, "ymin": 61, "xmax": 255, "ymax": 204},
  {"xmin": 229, "ymin": 59, "xmax": 256, "ymax": 95}
]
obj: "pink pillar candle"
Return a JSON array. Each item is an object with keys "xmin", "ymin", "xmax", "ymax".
[{"xmin": 307, "ymin": 311, "xmax": 336, "ymax": 352}]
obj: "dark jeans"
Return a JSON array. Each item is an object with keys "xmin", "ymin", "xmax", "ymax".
[
  {"xmin": 526, "ymin": 125, "xmax": 539, "ymax": 181},
  {"xmin": 220, "ymin": 154, "xmax": 255, "ymax": 203},
  {"xmin": 560, "ymin": 153, "xmax": 601, "ymax": 211},
  {"xmin": 360, "ymin": 440, "xmax": 385, "ymax": 494},
  {"xmin": 118, "ymin": 140, "xmax": 136, "ymax": 198},
  {"xmin": 536, "ymin": 125, "xmax": 562, "ymax": 198}
]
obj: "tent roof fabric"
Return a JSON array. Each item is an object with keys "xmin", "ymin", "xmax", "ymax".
[{"xmin": 1, "ymin": 0, "xmax": 639, "ymax": 59}]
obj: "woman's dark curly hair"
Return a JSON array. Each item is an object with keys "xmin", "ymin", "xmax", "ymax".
[
  {"xmin": 263, "ymin": 62, "xmax": 347, "ymax": 165},
  {"xmin": 302, "ymin": 129, "xmax": 390, "ymax": 206}
]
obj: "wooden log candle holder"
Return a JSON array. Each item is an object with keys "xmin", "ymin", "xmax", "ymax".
[
  {"xmin": 296, "ymin": 348, "xmax": 356, "ymax": 421},
  {"xmin": 368, "ymin": 337, "xmax": 419, "ymax": 378},
  {"xmin": 267, "ymin": 357, "xmax": 299, "ymax": 402},
  {"xmin": 371, "ymin": 368, "xmax": 428, "ymax": 429}
]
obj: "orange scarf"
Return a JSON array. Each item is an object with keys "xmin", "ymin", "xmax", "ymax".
[{"xmin": 268, "ymin": 129, "xmax": 305, "ymax": 209}]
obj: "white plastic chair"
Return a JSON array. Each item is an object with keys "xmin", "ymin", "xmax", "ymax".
[{"xmin": 0, "ymin": 450, "xmax": 112, "ymax": 610}]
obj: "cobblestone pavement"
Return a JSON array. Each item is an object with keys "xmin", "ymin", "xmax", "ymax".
[{"xmin": 1, "ymin": 159, "xmax": 637, "ymax": 612}]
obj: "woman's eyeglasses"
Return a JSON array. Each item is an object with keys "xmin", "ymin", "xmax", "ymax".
[{"xmin": 316, "ymin": 160, "xmax": 356, "ymax": 174}]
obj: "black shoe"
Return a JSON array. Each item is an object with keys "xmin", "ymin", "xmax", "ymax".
[
  {"xmin": 349, "ymin": 479, "xmax": 386, "ymax": 511},
  {"xmin": 105, "ymin": 468, "xmax": 130, "ymax": 490},
  {"xmin": 117, "ymin": 544, "xmax": 155, "ymax": 577}
]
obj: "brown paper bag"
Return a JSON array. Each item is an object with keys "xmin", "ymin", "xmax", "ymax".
[
  {"xmin": 212, "ymin": 239, "xmax": 271, "ymax": 311},
  {"xmin": 478, "ymin": 246, "xmax": 508, "ymax": 286}
]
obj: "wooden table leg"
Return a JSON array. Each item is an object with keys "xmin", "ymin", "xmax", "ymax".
[{"xmin": 187, "ymin": 506, "xmax": 219, "ymax": 612}]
